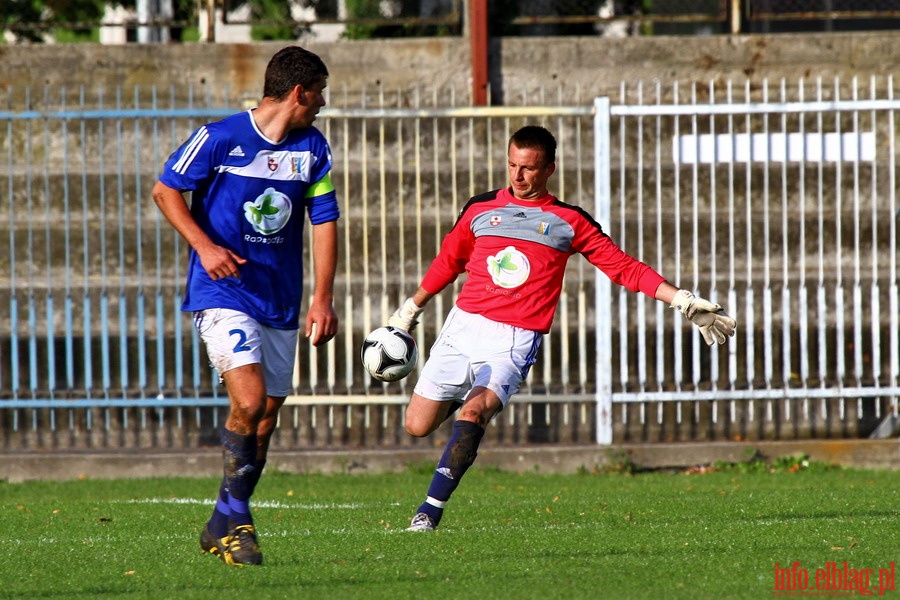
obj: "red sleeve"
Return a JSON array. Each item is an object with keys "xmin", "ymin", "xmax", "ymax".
[
  {"xmin": 575, "ymin": 221, "xmax": 665, "ymax": 299},
  {"xmin": 420, "ymin": 212, "xmax": 476, "ymax": 295}
]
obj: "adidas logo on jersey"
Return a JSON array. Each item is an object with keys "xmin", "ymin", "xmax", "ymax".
[
  {"xmin": 513, "ymin": 211, "xmax": 527, "ymax": 219},
  {"xmin": 228, "ymin": 146, "xmax": 245, "ymax": 157}
]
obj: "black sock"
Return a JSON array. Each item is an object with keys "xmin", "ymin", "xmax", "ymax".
[
  {"xmin": 416, "ymin": 420, "xmax": 485, "ymax": 526},
  {"xmin": 207, "ymin": 478, "xmax": 231, "ymax": 537},
  {"xmin": 249, "ymin": 459, "xmax": 267, "ymax": 496},
  {"xmin": 221, "ymin": 428, "xmax": 258, "ymax": 528}
]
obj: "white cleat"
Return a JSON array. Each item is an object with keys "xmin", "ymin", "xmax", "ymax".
[{"xmin": 406, "ymin": 512, "xmax": 437, "ymax": 531}]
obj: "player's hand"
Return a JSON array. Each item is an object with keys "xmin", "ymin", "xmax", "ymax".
[
  {"xmin": 306, "ymin": 299, "xmax": 338, "ymax": 347},
  {"xmin": 196, "ymin": 242, "xmax": 247, "ymax": 281},
  {"xmin": 670, "ymin": 289, "xmax": 736, "ymax": 346},
  {"xmin": 387, "ymin": 297, "xmax": 423, "ymax": 332}
]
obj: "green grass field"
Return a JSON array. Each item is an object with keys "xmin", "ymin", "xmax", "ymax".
[{"xmin": 2, "ymin": 459, "xmax": 898, "ymax": 599}]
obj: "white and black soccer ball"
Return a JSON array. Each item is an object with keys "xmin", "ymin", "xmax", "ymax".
[{"xmin": 360, "ymin": 326, "xmax": 418, "ymax": 382}]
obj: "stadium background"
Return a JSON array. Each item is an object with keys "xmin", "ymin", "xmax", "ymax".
[{"xmin": 1, "ymin": 4, "xmax": 899, "ymax": 479}]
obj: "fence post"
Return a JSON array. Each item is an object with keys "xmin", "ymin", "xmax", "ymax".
[
  {"xmin": 594, "ymin": 97, "xmax": 613, "ymax": 445},
  {"xmin": 205, "ymin": 0, "xmax": 216, "ymax": 42},
  {"xmin": 730, "ymin": 0, "xmax": 742, "ymax": 34},
  {"xmin": 468, "ymin": 0, "xmax": 489, "ymax": 106}
]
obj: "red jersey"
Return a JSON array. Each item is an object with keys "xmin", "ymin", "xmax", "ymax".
[{"xmin": 420, "ymin": 187, "xmax": 666, "ymax": 334}]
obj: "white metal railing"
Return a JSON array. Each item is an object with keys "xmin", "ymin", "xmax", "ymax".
[
  {"xmin": 0, "ymin": 90, "xmax": 597, "ymax": 445},
  {"xmin": 593, "ymin": 78, "xmax": 900, "ymax": 443},
  {"xmin": 1, "ymin": 79, "xmax": 897, "ymax": 447}
]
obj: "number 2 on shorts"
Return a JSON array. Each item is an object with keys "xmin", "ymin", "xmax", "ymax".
[{"xmin": 229, "ymin": 328, "xmax": 252, "ymax": 353}]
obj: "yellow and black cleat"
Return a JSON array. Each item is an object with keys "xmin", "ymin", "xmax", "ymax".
[
  {"xmin": 224, "ymin": 524, "xmax": 263, "ymax": 566},
  {"xmin": 200, "ymin": 524, "xmax": 232, "ymax": 562}
]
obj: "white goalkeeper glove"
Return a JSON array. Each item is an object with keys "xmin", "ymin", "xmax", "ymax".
[
  {"xmin": 388, "ymin": 297, "xmax": 423, "ymax": 332},
  {"xmin": 670, "ymin": 289, "xmax": 736, "ymax": 346}
]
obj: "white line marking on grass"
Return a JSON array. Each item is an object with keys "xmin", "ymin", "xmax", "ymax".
[
  {"xmin": 121, "ymin": 498, "xmax": 400, "ymax": 510},
  {"xmin": 267, "ymin": 528, "xmax": 403, "ymax": 538}
]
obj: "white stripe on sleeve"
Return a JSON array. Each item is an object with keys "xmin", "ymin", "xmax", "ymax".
[{"xmin": 172, "ymin": 126, "xmax": 210, "ymax": 174}]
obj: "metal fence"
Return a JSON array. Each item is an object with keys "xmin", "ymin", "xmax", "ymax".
[
  {"xmin": 595, "ymin": 78, "xmax": 900, "ymax": 443},
  {"xmin": 1, "ymin": 78, "xmax": 897, "ymax": 452}
]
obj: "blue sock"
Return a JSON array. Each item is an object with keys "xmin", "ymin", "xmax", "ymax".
[
  {"xmin": 207, "ymin": 478, "xmax": 231, "ymax": 537},
  {"xmin": 221, "ymin": 428, "xmax": 258, "ymax": 528},
  {"xmin": 416, "ymin": 420, "xmax": 485, "ymax": 526},
  {"xmin": 249, "ymin": 459, "xmax": 266, "ymax": 496},
  {"xmin": 227, "ymin": 494, "xmax": 252, "ymax": 527}
]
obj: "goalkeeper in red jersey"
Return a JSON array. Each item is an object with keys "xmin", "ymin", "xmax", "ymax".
[{"xmin": 388, "ymin": 125, "xmax": 736, "ymax": 531}]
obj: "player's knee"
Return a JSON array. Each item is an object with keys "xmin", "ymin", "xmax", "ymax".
[
  {"xmin": 229, "ymin": 399, "xmax": 266, "ymax": 429},
  {"xmin": 405, "ymin": 416, "xmax": 430, "ymax": 438},
  {"xmin": 458, "ymin": 406, "xmax": 492, "ymax": 428}
]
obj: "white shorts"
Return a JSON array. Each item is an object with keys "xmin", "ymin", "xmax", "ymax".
[
  {"xmin": 413, "ymin": 306, "xmax": 542, "ymax": 407},
  {"xmin": 193, "ymin": 308, "xmax": 298, "ymax": 398}
]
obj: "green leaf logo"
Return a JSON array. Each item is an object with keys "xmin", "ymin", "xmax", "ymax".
[
  {"xmin": 486, "ymin": 246, "xmax": 530, "ymax": 289},
  {"xmin": 243, "ymin": 187, "xmax": 292, "ymax": 235}
]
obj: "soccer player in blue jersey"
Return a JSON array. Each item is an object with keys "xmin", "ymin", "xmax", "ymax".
[{"xmin": 152, "ymin": 46, "xmax": 339, "ymax": 565}]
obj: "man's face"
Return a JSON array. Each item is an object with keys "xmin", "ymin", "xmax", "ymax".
[
  {"xmin": 507, "ymin": 143, "xmax": 555, "ymax": 200},
  {"xmin": 295, "ymin": 77, "xmax": 327, "ymax": 127}
]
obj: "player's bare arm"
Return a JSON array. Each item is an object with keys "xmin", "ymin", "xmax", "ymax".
[
  {"xmin": 410, "ymin": 287, "xmax": 435, "ymax": 308},
  {"xmin": 151, "ymin": 180, "xmax": 247, "ymax": 281},
  {"xmin": 305, "ymin": 220, "xmax": 339, "ymax": 346}
]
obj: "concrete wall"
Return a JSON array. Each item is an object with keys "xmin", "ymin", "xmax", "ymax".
[
  {"xmin": 0, "ymin": 39, "xmax": 470, "ymax": 107},
  {"xmin": 493, "ymin": 32, "xmax": 900, "ymax": 103},
  {"xmin": 3, "ymin": 440, "xmax": 898, "ymax": 482},
  {"xmin": 1, "ymin": 32, "xmax": 898, "ymax": 108}
]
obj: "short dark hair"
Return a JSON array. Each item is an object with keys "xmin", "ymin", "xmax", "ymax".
[
  {"xmin": 263, "ymin": 46, "xmax": 329, "ymax": 100},
  {"xmin": 509, "ymin": 125, "xmax": 556, "ymax": 165}
]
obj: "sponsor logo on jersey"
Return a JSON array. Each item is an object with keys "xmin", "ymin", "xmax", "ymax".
[
  {"xmin": 218, "ymin": 150, "xmax": 312, "ymax": 181},
  {"xmin": 513, "ymin": 211, "xmax": 527, "ymax": 219},
  {"xmin": 243, "ymin": 187, "xmax": 292, "ymax": 236},
  {"xmin": 486, "ymin": 245, "xmax": 530, "ymax": 289},
  {"xmin": 228, "ymin": 145, "xmax": 245, "ymax": 157},
  {"xmin": 489, "ymin": 215, "xmax": 502, "ymax": 226},
  {"xmin": 538, "ymin": 222, "xmax": 551, "ymax": 235}
]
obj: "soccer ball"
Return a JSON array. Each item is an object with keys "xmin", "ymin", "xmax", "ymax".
[{"xmin": 360, "ymin": 326, "xmax": 418, "ymax": 382}]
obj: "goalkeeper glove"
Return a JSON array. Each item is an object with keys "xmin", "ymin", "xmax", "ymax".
[
  {"xmin": 670, "ymin": 289, "xmax": 736, "ymax": 346},
  {"xmin": 388, "ymin": 297, "xmax": 423, "ymax": 332}
]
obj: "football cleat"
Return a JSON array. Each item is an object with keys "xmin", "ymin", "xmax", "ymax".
[
  {"xmin": 200, "ymin": 524, "xmax": 231, "ymax": 562},
  {"xmin": 406, "ymin": 512, "xmax": 437, "ymax": 532},
  {"xmin": 225, "ymin": 524, "xmax": 263, "ymax": 566}
]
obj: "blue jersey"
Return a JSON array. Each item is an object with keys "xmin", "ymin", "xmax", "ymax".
[{"xmin": 159, "ymin": 110, "xmax": 339, "ymax": 329}]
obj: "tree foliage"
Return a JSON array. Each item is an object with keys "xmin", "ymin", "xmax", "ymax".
[
  {"xmin": 1, "ymin": 0, "xmax": 458, "ymax": 43},
  {"xmin": 1, "ymin": 0, "xmax": 196, "ymax": 42},
  {"xmin": 2, "ymin": 0, "xmax": 104, "ymax": 41}
]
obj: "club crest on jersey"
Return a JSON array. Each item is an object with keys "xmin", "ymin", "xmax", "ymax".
[
  {"xmin": 267, "ymin": 157, "xmax": 279, "ymax": 172},
  {"xmin": 486, "ymin": 245, "xmax": 530, "ymax": 289},
  {"xmin": 489, "ymin": 215, "xmax": 502, "ymax": 226},
  {"xmin": 243, "ymin": 187, "xmax": 292, "ymax": 236}
]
